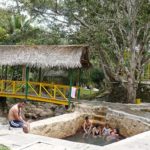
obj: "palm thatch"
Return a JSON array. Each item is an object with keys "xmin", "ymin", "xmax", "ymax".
[{"xmin": 0, "ymin": 45, "xmax": 90, "ymax": 69}]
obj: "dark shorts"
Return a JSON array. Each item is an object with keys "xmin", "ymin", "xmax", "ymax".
[{"xmin": 9, "ymin": 120, "xmax": 24, "ymax": 128}]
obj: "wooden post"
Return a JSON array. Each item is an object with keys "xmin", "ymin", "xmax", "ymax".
[
  {"xmin": 22, "ymin": 65, "xmax": 26, "ymax": 81},
  {"xmin": 38, "ymin": 67, "xmax": 42, "ymax": 82},
  {"xmin": 12, "ymin": 66, "xmax": 15, "ymax": 80},
  {"xmin": 0, "ymin": 65, "xmax": 7, "ymax": 113},
  {"xmin": 68, "ymin": 69, "xmax": 73, "ymax": 106},
  {"xmin": 38, "ymin": 67, "xmax": 42, "ymax": 96},
  {"xmin": 77, "ymin": 69, "xmax": 81, "ymax": 100},
  {"xmin": 4, "ymin": 65, "xmax": 8, "ymax": 90},
  {"xmin": 25, "ymin": 66, "xmax": 29, "ymax": 99},
  {"xmin": 1, "ymin": 65, "xmax": 4, "ymax": 79},
  {"xmin": 4, "ymin": 65, "xmax": 8, "ymax": 80},
  {"xmin": 148, "ymin": 64, "xmax": 150, "ymax": 79}
]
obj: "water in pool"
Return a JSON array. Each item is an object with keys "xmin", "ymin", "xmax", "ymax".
[{"xmin": 65, "ymin": 131, "xmax": 120, "ymax": 146}]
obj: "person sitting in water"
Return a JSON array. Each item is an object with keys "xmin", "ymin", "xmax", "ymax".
[
  {"xmin": 92, "ymin": 124, "xmax": 102, "ymax": 138},
  {"xmin": 102, "ymin": 124, "xmax": 111, "ymax": 136},
  {"xmin": 106, "ymin": 128, "xmax": 120, "ymax": 142},
  {"xmin": 83, "ymin": 116, "xmax": 92, "ymax": 135},
  {"xmin": 8, "ymin": 101, "xmax": 30, "ymax": 133}
]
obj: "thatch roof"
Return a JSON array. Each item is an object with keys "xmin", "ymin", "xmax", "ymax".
[{"xmin": 0, "ymin": 45, "xmax": 90, "ymax": 69}]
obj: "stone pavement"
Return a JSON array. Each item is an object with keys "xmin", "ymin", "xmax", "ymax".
[
  {"xmin": 0, "ymin": 130, "xmax": 102, "ymax": 150},
  {"xmin": 77, "ymin": 101, "xmax": 150, "ymax": 119},
  {"xmin": 0, "ymin": 128, "xmax": 150, "ymax": 150}
]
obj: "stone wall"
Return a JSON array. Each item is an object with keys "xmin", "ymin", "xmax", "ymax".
[
  {"xmin": 75, "ymin": 103, "xmax": 150, "ymax": 137},
  {"xmin": 30, "ymin": 112, "xmax": 84, "ymax": 138},
  {"xmin": 106, "ymin": 109, "xmax": 150, "ymax": 137},
  {"xmin": 75, "ymin": 103, "xmax": 108, "ymax": 116}
]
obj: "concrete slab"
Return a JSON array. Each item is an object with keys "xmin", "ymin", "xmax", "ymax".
[
  {"xmin": 0, "ymin": 130, "xmax": 150, "ymax": 150},
  {"xmin": 0, "ymin": 132, "xmax": 103, "ymax": 150},
  {"xmin": 103, "ymin": 131, "xmax": 150, "ymax": 150},
  {"xmin": 19, "ymin": 142, "xmax": 66, "ymax": 150},
  {"xmin": 0, "ymin": 115, "xmax": 150, "ymax": 150}
]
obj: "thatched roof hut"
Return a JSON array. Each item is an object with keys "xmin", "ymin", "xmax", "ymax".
[{"xmin": 0, "ymin": 45, "xmax": 90, "ymax": 69}]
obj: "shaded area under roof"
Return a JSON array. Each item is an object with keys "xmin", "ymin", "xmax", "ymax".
[
  {"xmin": 0, "ymin": 45, "xmax": 91, "ymax": 69},
  {"xmin": 44, "ymin": 70, "xmax": 68, "ymax": 77}
]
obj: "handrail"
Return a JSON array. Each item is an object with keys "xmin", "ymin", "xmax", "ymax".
[
  {"xmin": 0, "ymin": 80, "xmax": 79, "ymax": 105},
  {"xmin": 28, "ymin": 82, "xmax": 39, "ymax": 96}
]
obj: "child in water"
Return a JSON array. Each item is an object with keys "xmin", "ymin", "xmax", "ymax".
[
  {"xmin": 102, "ymin": 124, "xmax": 111, "ymax": 136},
  {"xmin": 106, "ymin": 128, "xmax": 120, "ymax": 142},
  {"xmin": 92, "ymin": 124, "xmax": 102, "ymax": 138}
]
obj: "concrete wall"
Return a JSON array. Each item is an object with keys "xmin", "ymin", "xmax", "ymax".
[
  {"xmin": 30, "ymin": 103, "xmax": 150, "ymax": 138},
  {"xmin": 30, "ymin": 112, "xmax": 84, "ymax": 138}
]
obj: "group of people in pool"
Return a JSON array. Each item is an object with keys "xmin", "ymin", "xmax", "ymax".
[{"xmin": 82, "ymin": 116, "xmax": 120, "ymax": 142}]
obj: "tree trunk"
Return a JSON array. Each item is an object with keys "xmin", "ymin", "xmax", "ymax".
[
  {"xmin": 108, "ymin": 82, "xmax": 127, "ymax": 103},
  {"xmin": 126, "ymin": 75, "xmax": 137, "ymax": 103}
]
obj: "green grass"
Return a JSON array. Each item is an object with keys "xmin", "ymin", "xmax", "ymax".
[
  {"xmin": 0, "ymin": 145, "xmax": 10, "ymax": 150},
  {"xmin": 80, "ymin": 88, "xmax": 99, "ymax": 100},
  {"xmin": 80, "ymin": 88, "xmax": 96, "ymax": 95}
]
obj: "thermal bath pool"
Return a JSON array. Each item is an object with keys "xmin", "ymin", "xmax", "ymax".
[
  {"xmin": 30, "ymin": 103, "xmax": 150, "ymax": 148},
  {"xmin": 65, "ymin": 131, "xmax": 121, "ymax": 146}
]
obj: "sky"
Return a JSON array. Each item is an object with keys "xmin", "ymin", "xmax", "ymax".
[
  {"xmin": 0, "ymin": 0, "xmax": 15, "ymax": 9},
  {"xmin": 0, "ymin": 0, "xmax": 29, "ymax": 18}
]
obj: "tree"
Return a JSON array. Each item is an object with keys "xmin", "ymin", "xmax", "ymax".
[
  {"xmin": 62, "ymin": 0, "xmax": 150, "ymax": 103},
  {"xmin": 59, "ymin": 0, "xmax": 150, "ymax": 103},
  {"xmin": 0, "ymin": 8, "xmax": 35, "ymax": 44},
  {"xmin": 3, "ymin": 0, "xmax": 150, "ymax": 103}
]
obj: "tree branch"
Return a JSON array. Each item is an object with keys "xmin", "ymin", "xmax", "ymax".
[{"xmin": 72, "ymin": 13, "xmax": 92, "ymax": 29}]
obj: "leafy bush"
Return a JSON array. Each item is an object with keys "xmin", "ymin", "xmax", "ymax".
[
  {"xmin": 90, "ymin": 68, "xmax": 104, "ymax": 87},
  {"xmin": 0, "ymin": 144, "xmax": 10, "ymax": 150}
]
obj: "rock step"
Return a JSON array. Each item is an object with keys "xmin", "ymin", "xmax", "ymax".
[
  {"xmin": 91, "ymin": 120, "xmax": 106, "ymax": 126},
  {"xmin": 92, "ymin": 115, "xmax": 106, "ymax": 122},
  {"xmin": 92, "ymin": 114, "xmax": 105, "ymax": 119},
  {"xmin": 94, "ymin": 112, "xmax": 107, "ymax": 116}
]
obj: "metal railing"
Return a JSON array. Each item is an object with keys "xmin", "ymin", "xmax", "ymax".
[{"xmin": 0, "ymin": 80, "xmax": 78, "ymax": 105}]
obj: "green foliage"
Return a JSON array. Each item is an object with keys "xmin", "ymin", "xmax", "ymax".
[
  {"xmin": 80, "ymin": 88, "xmax": 99, "ymax": 100},
  {"xmin": 0, "ymin": 27, "xmax": 7, "ymax": 41},
  {"xmin": 0, "ymin": 10, "xmax": 34, "ymax": 44},
  {"xmin": 67, "ymin": 68, "xmax": 104, "ymax": 87},
  {"xmin": 0, "ymin": 144, "xmax": 10, "ymax": 150},
  {"xmin": 90, "ymin": 68, "xmax": 104, "ymax": 86},
  {"xmin": 0, "ymin": 7, "xmax": 67, "ymax": 45}
]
